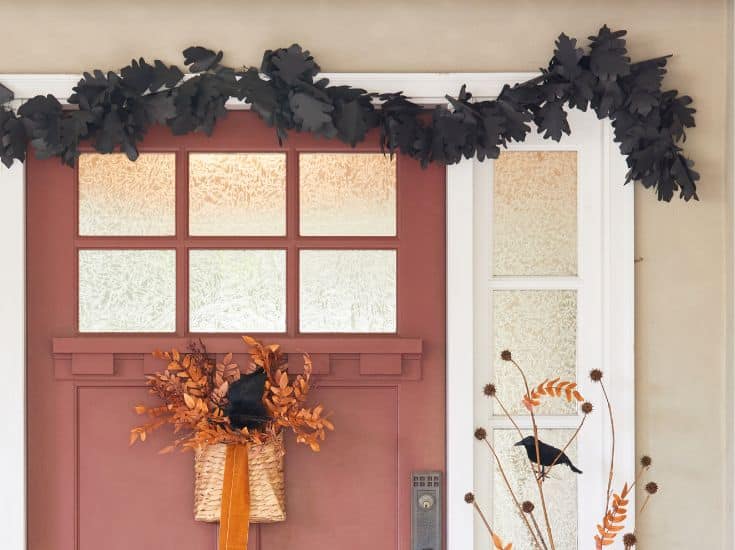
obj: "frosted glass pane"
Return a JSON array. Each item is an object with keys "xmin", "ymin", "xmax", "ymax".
[
  {"xmin": 189, "ymin": 249, "xmax": 286, "ymax": 332},
  {"xmin": 189, "ymin": 153, "xmax": 286, "ymax": 236},
  {"xmin": 493, "ymin": 429, "xmax": 577, "ymax": 549},
  {"xmin": 300, "ymin": 250, "xmax": 396, "ymax": 332},
  {"xmin": 493, "ymin": 151, "xmax": 577, "ymax": 275},
  {"xmin": 493, "ymin": 290, "xmax": 577, "ymax": 415},
  {"xmin": 78, "ymin": 153, "xmax": 175, "ymax": 236},
  {"xmin": 299, "ymin": 153, "xmax": 396, "ymax": 236},
  {"xmin": 78, "ymin": 249, "xmax": 176, "ymax": 332}
]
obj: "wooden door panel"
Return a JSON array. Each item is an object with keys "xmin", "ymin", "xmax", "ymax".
[
  {"xmin": 78, "ymin": 386, "xmax": 214, "ymax": 550},
  {"xmin": 260, "ymin": 386, "xmax": 398, "ymax": 549},
  {"xmin": 27, "ymin": 112, "xmax": 445, "ymax": 550}
]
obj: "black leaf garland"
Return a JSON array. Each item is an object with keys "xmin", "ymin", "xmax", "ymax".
[{"xmin": 0, "ymin": 25, "xmax": 699, "ymax": 201}]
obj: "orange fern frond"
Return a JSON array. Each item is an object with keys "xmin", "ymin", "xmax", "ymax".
[
  {"xmin": 492, "ymin": 533, "xmax": 513, "ymax": 550},
  {"xmin": 594, "ymin": 482, "xmax": 631, "ymax": 548},
  {"xmin": 522, "ymin": 377, "xmax": 584, "ymax": 410}
]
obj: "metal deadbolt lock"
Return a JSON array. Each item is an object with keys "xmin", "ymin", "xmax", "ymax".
[{"xmin": 418, "ymin": 494, "xmax": 435, "ymax": 510}]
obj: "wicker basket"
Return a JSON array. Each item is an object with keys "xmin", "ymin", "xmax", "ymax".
[{"xmin": 194, "ymin": 435, "xmax": 286, "ymax": 523}]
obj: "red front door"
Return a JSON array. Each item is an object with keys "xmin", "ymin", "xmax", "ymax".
[{"xmin": 26, "ymin": 111, "xmax": 446, "ymax": 550}]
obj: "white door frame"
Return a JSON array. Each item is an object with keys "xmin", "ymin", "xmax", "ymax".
[
  {"xmin": 0, "ymin": 72, "xmax": 632, "ymax": 550},
  {"xmin": 449, "ymin": 112, "xmax": 634, "ymax": 548}
]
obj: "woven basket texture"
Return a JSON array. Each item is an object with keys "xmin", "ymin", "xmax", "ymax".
[{"xmin": 194, "ymin": 435, "xmax": 286, "ymax": 523}]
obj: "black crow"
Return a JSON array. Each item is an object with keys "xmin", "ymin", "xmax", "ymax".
[
  {"xmin": 514, "ymin": 436, "xmax": 582, "ymax": 479},
  {"xmin": 225, "ymin": 367, "xmax": 269, "ymax": 430}
]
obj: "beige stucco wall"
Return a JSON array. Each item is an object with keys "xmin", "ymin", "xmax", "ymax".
[{"xmin": 2, "ymin": 0, "xmax": 729, "ymax": 547}]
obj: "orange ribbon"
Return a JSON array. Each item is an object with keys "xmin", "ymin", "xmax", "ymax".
[{"xmin": 219, "ymin": 444, "xmax": 250, "ymax": 550}]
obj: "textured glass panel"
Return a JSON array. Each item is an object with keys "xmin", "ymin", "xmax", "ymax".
[
  {"xmin": 299, "ymin": 153, "xmax": 396, "ymax": 236},
  {"xmin": 78, "ymin": 250, "xmax": 176, "ymax": 332},
  {"xmin": 189, "ymin": 249, "xmax": 286, "ymax": 332},
  {"xmin": 300, "ymin": 250, "xmax": 396, "ymax": 332},
  {"xmin": 493, "ymin": 429, "xmax": 578, "ymax": 549},
  {"xmin": 78, "ymin": 153, "xmax": 175, "ymax": 236},
  {"xmin": 493, "ymin": 151, "xmax": 577, "ymax": 275},
  {"xmin": 493, "ymin": 290, "xmax": 577, "ymax": 415},
  {"xmin": 189, "ymin": 153, "xmax": 286, "ymax": 236}
]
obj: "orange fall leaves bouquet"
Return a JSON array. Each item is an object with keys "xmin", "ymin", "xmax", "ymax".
[{"xmin": 130, "ymin": 335, "xmax": 334, "ymax": 453}]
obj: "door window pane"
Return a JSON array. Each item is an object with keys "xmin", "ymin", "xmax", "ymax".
[
  {"xmin": 189, "ymin": 153, "xmax": 286, "ymax": 236},
  {"xmin": 492, "ymin": 290, "xmax": 577, "ymax": 415},
  {"xmin": 189, "ymin": 249, "xmax": 286, "ymax": 332},
  {"xmin": 299, "ymin": 153, "xmax": 396, "ymax": 236},
  {"xmin": 78, "ymin": 249, "xmax": 176, "ymax": 332},
  {"xmin": 493, "ymin": 151, "xmax": 577, "ymax": 276},
  {"xmin": 299, "ymin": 250, "xmax": 396, "ymax": 332},
  {"xmin": 78, "ymin": 153, "xmax": 176, "ymax": 236},
  {"xmin": 492, "ymin": 429, "xmax": 578, "ymax": 549}
]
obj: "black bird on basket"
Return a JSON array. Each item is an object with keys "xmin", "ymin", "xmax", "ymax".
[
  {"xmin": 514, "ymin": 436, "xmax": 582, "ymax": 480},
  {"xmin": 224, "ymin": 367, "xmax": 269, "ymax": 430}
]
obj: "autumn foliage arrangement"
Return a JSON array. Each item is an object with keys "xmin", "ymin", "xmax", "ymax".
[
  {"xmin": 130, "ymin": 335, "xmax": 333, "ymax": 453},
  {"xmin": 468, "ymin": 351, "xmax": 657, "ymax": 549},
  {"xmin": 129, "ymin": 336, "xmax": 334, "ymax": 548}
]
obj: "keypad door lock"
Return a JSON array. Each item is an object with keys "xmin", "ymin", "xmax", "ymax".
[{"xmin": 412, "ymin": 471, "xmax": 442, "ymax": 550}]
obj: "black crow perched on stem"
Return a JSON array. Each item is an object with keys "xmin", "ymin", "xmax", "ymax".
[{"xmin": 515, "ymin": 435, "xmax": 582, "ymax": 480}]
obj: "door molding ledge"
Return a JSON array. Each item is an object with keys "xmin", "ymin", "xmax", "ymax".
[{"xmin": 0, "ymin": 72, "xmax": 631, "ymax": 550}]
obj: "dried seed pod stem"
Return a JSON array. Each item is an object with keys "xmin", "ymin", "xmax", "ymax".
[
  {"xmin": 510, "ymin": 358, "xmax": 556, "ymax": 550},
  {"xmin": 546, "ymin": 413, "xmax": 588, "ymax": 476},
  {"xmin": 481, "ymin": 437, "xmax": 544, "ymax": 549},
  {"xmin": 599, "ymin": 379, "xmax": 616, "ymax": 518},
  {"xmin": 493, "ymin": 393, "xmax": 525, "ymax": 440}
]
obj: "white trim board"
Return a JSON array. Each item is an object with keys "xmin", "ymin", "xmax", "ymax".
[
  {"xmin": 0, "ymin": 73, "xmax": 632, "ymax": 550},
  {"xmin": 0, "ymin": 159, "xmax": 25, "ymax": 550}
]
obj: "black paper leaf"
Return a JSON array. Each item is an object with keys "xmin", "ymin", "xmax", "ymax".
[
  {"xmin": 120, "ymin": 58, "xmax": 156, "ymax": 94},
  {"xmin": 378, "ymin": 92, "xmax": 423, "ymax": 155},
  {"xmin": 593, "ymin": 80, "xmax": 625, "ymax": 118},
  {"xmin": 535, "ymin": 100, "xmax": 570, "ymax": 141},
  {"xmin": 183, "ymin": 46, "xmax": 223, "ymax": 73},
  {"xmin": 0, "ymin": 108, "xmax": 27, "ymax": 166},
  {"xmin": 262, "ymin": 44, "xmax": 320, "ymax": 85},
  {"xmin": 289, "ymin": 91, "xmax": 336, "ymax": 138},
  {"xmin": 626, "ymin": 57, "xmax": 668, "ymax": 93},
  {"xmin": 477, "ymin": 105, "xmax": 505, "ymax": 159},
  {"xmin": 151, "ymin": 60, "xmax": 185, "ymax": 91},
  {"xmin": 661, "ymin": 91, "xmax": 696, "ymax": 141},
  {"xmin": 0, "ymin": 83, "xmax": 14, "ymax": 105},
  {"xmin": 237, "ymin": 67, "xmax": 287, "ymax": 140},
  {"xmin": 552, "ymin": 33, "xmax": 584, "ymax": 80},
  {"xmin": 18, "ymin": 95, "xmax": 64, "ymax": 158},
  {"xmin": 670, "ymin": 153, "xmax": 699, "ymax": 201},
  {"xmin": 168, "ymin": 72, "xmax": 235, "ymax": 135},
  {"xmin": 589, "ymin": 25, "xmax": 631, "ymax": 82},
  {"xmin": 326, "ymin": 85, "xmax": 376, "ymax": 146},
  {"xmin": 67, "ymin": 70, "xmax": 153, "ymax": 160},
  {"xmin": 334, "ymin": 99, "xmax": 370, "ymax": 146},
  {"xmin": 565, "ymin": 70, "xmax": 595, "ymax": 111},
  {"xmin": 496, "ymin": 86, "xmax": 533, "ymax": 142},
  {"xmin": 56, "ymin": 110, "xmax": 96, "ymax": 165},
  {"xmin": 423, "ymin": 107, "xmax": 476, "ymax": 165},
  {"xmin": 144, "ymin": 91, "xmax": 177, "ymax": 125}
]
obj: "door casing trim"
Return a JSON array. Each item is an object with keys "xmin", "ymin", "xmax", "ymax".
[{"xmin": 0, "ymin": 72, "xmax": 633, "ymax": 550}]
